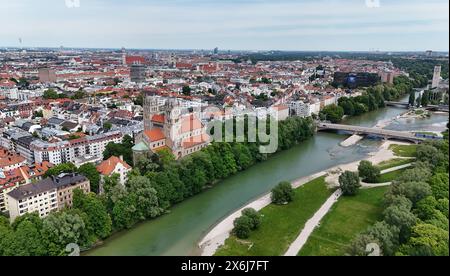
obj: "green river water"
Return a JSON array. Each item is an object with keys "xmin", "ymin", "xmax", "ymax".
[{"xmin": 87, "ymin": 102, "xmax": 448, "ymax": 256}]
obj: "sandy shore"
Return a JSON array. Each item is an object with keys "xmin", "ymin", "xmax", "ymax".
[
  {"xmin": 340, "ymin": 134, "xmax": 364, "ymax": 147},
  {"xmin": 198, "ymin": 140, "xmax": 412, "ymax": 256}
]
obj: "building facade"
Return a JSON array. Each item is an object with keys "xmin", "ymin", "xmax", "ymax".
[
  {"xmin": 432, "ymin": 66, "xmax": 442, "ymax": 89},
  {"xmin": 136, "ymin": 95, "xmax": 210, "ymax": 160},
  {"xmin": 30, "ymin": 131, "xmax": 123, "ymax": 165},
  {"xmin": 7, "ymin": 173, "xmax": 90, "ymax": 221}
]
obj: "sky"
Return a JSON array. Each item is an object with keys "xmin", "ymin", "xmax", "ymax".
[{"xmin": 1, "ymin": 0, "xmax": 449, "ymax": 51}]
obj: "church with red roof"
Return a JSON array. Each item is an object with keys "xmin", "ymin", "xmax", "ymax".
[{"xmin": 133, "ymin": 96, "xmax": 210, "ymax": 162}]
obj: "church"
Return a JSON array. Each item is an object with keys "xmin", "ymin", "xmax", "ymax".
[{"xmin": 132, "ymin": 95, "xmax": 210, "ymax": 163}]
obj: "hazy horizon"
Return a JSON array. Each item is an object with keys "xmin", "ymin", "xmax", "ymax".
[{"xmin": 1, "ymin": 0, "xmax": 449, "ymax": 52}]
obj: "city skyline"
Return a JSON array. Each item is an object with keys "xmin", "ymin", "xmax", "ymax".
[{"xmin": 1, "ymin": 0, "xmax": 449, "ymax": 51}]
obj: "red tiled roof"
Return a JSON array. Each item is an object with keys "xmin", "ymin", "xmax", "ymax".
[
  {"xmin": 151, "ymin": 114, "xmax": 165, "ymax": 124},
  {"xmin": 144, "ymin": 128, "xmax": 166, "ymax": 142},
  {"xmin": 182, "ymin": 134, "xmax": 210, "ymax": 149},
  {"xmin": 96, "ymin": 156, "xmax": 131, "ymax": 176}
]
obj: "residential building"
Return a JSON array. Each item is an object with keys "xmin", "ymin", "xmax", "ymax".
[
  {"xmin": 7, "ymin": 173, "xmax": 90, "ymax": 221},
  {"xmin": 130, "ymin": 64, "xmax": 147, "ymax": 83},
  {"xmin": 432, "ymin": 66, "xmax": 442, "ymax": 88},
  {"xmin": 38, "ymin": 68, "xmax": 57, "ymax": 83},
  {"xmin": 97, "ymin": 156, "xmax": 132, "ymax": 186},
  {"xmin": 31, "ymin": 131, "xmax": 123, "ymax": 165},
  {"xmin": 7, "ymin": 179, "xmax": 58, "ymax": 221},
  {"xmin": 289, "ymin": 101, "xmax": 312, "ymax": 117}
]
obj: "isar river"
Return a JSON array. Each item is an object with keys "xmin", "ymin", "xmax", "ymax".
[{"xmin": 87, "ymin": 100, "xmax": 448, "ymax": 256}]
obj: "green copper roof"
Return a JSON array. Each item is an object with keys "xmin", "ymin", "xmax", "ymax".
[{"xmin": 132, "ymin": 142, "xmax": 149, "ymax": 152}]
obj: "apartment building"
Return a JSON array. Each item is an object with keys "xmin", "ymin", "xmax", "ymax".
[
  {"xmin": 53, "ymin": 173, "xmax": 90, "ymax": 210},
  {"xmin": 289, "ymin": 101, "xmax": 312, "ymax": 117},
  {"xmin": 7, "ymin": 180, "xmax": 58, "ymax": 221},
  {"xmin": 7, "ymin": 173, "xmax": 90, "ymax": 221},
  {"xmin": 30, "ymin": 131, "xmax": 123, "ymax": 165}
]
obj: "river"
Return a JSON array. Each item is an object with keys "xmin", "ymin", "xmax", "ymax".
[{"xmin": 86, "ymin": 102, "xmax": 448, "ymax": 256}]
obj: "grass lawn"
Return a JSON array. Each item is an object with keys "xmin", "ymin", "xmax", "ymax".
[
  {"xmin": 215, "ymin": 176, "xmax": 334, "ymax": 256},
  {"xmin": 376, "ymin": 169, "xmax": 407, "ymax": 183},
  {"xmin": 298, "ymin": 186, "xmax": 389, "ymax": 256},
  {"xmin": 389, "ymin": 144, "xmax": 418, "ymax": 158},
  {"xmin": 377, "ymin": 158, "xmax": 414, "ymax": 171}
]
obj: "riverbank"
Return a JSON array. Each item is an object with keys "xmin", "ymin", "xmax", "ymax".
[{"xmin": 199, "ymin": 140, "xmax": 411, "ymax": 256}]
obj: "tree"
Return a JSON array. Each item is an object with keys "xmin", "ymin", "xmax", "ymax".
[
  {"xmin": 414, "ymin": 196, "xmax": 438, "ymax": 221},
  {"xmin": 242, "ymin": 208, "xmax": 261, "ymax": 230},
  {"xmin": 73, "ymin": 190, "xmax": 112, "ymax": 240},
  {"xmin": 77, "ymin": 163, "xmax": 101, "ymax": 194},
  {"xmin": 358, "ymin": 161, "xmax": 381, "ymax": 183},
  {"xmin": 397, "ymin": 223, "xmax": 449, "ymax": 256},
  {"xmin": 33, "ymin": 110, "xmax": 44, "ymax": 118},
  {"xmin": 111, "ymin": 194, "xmax": 138, "ymax": 230},
  {"xmin": 103, "ymin": 122, "xmax": 113, "ymax": 131},
  {"xmin": 417, "ymin": 145, "xmax": 446, "ymax": 167},
  {"xmin": 44, "ymin": 163, "xmax": 77, "ymax": 177},
  {"xmin": 339, "ymin": 99, "xmax": 355, "ymax": 116},
  {"xmin": 127, "ymin": 176, "xmax": 164, "ymax": 220},
  {"xmin": 233, "ymin": 216, "xmax": 253, "ymax": 239},
  {"xmin": 339, "ymin": 171, "xmax": 361, "ymax": 196},
  {"xmin": 9, "ymin": 214, "xmax": 46, "ymax": 256},
  {"xmin": 182, "ymin": 86, "xmax": 192, "ymax": 96},
  {"xmin": 347, "ymin": 234, "xmax": 381, "ymax": 256},
  {"xmin": 354, "ymin": 102, "xmax": 368, "ymax": 115},
  {"xmin": 396, "ymin": 167, "xmax": 432, "ymax": 184},
  {"xmin": 364, "ymin": 221, "xmax": 400, "ymax": 256},
  {"xmin": 71, "ymin": 90, "xmax": 87, "ymax": 100},
  {"xmin": 43, "ymin": 89, "xmax": 60, "ymax": 99},
  {"xmin": 421, "ymin": 91, "xmax": 430, "ymax": 107},
  {"xmin": 157, "ymin": 148, "xmax": 176, "ymax": 168},
  {"xmin": 428, "ymin": 173, "xmax": 449, "ymax": 199},
  {"xmin": 383, "ymin": 205, "xmax": 417, "ymax": 242},
  {"xmin": 436, "ymin": 199, "xmax": 449, "ymax": 218},
  {"xmin": 103, "ymin": 135, "xmax": 134, "ymax": 165},
  {"xmin": 271, "ymin": 181, "xmax": 294, "ymax": 205},
  {"xmin": 409, "ymin": 91, "xmax": 416, "ymax": 107},
  {"xmin": 388, "ymin": 181, "xmax": 432, "ymax": 206},
  {"xmin": 319, "ymin": 104, "xmax": 344, "ymax": 123},
  {"xmin": 41, "ymin": 211, "xmax": 89, "ymax": 256},
  {"xmin": 0, "ymin": 217, "xmax": 13, "ymax": 256}
]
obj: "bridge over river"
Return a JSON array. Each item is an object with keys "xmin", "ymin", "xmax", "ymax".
[
  {"xmin": 317, "ymin": 122, "xmax": 426, "ymax": 143},
  {"xmin": 385, "ymin": 101, "xmax": 449, "ymax": 112}
]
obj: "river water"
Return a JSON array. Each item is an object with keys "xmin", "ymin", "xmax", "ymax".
[{"xmin": 87, "ymin": 102, "xmax": 448, "ymax": 256}]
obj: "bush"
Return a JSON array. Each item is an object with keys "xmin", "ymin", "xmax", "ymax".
[
  {"xmin": 233, "ymin": 216, "xmax": 253, "ymax": 239},
  {"xmin": 358, "ymin": 161, "xmax": 381, "ymax": 183},
  {"xmin": 339, "ymin": 171, "xmax": 361, "ymax": 196},
  {"xmin": 242, "ymin": 208, "xmax": 261, "ymax": 230},
  {"xmin": 271, "ymin": 182, "xmax": 294, "ymax": 205}
]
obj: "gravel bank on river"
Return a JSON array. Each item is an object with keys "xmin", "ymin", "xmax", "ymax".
[{"xmin": 198, "ymin": 140, "xmax": 411, "ymax": 256}]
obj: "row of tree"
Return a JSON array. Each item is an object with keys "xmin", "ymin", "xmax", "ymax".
[
  {"xmin": 320, "ymin": 75, "xmax": 418, "ymax": 123},
  {"xmin": 409, "ymin": 89, "xmax": 447, "ymax": 108},
  {"xmin": 0, "ymin": 116, "xmax": 316, "ymax": 256},
  {"xmin": 348, "ymin": 139, "xmax": 449, "ymax": 256}
]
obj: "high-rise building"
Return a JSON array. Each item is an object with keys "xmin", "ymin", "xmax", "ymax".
[
  {"xmin": 213, "ymin": 47, "xmax": 219, "ymax": 55},
  {"xmin": 432, "ymin": 65, "xmax": 441, "ymax": 88},
  {"xmin": 38, "ymin": 68, "xmax": 57, "ymax": 83},
  {"xmin": 130, "ymin": 64, "xmax": 147, "ymax": 83}
]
